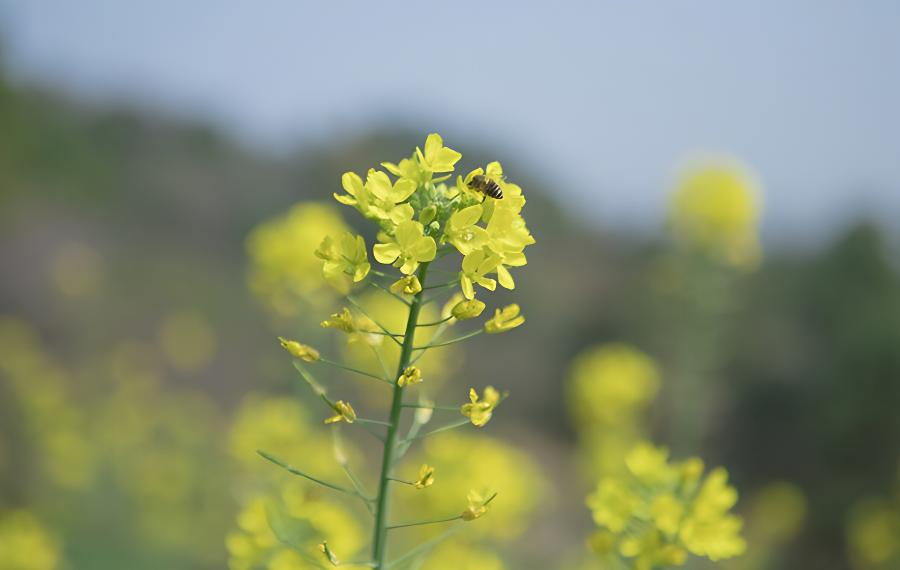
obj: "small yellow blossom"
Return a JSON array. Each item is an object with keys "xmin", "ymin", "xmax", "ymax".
[
  {"xmin": 461, "ymin": 490, "xmax": 495, "ymax": 521},
  {"xmin": 451, "ymin": 298, "xmax": 486, "ymax": 320},
  {"xmin": 278, "ymin": 337, "xmax": 319, "ymax": 362},
  {"xmin": 460, "ymin": 387, "xmax": 502, "ymax": 427},
  {"xmin": 320, "ymin": 307, "xmax": 356, "ymax": 333},
  {"xmin": 484, "ymin": 304, "xmax": 525, "ymax": 334},
  {"xmin": 415, "ymin": 133, "xmax": 462, "ymax": 173},
  {"xmin": 414, "ymin": 464, "xmax": 435, "ymax": 489},
  {"xmin": 444, "ymin": 205, "xmax": 489, "ymax": 256},
  {"xmin": 315, "ymin": 232, "xmax": 371, "ymax": 283},
  {"xmin": 373, "ymin": 220, "xmax": 437, "ymax": 275},
  {"xmin": 318, "ymin": 541, "xmax": 339, "ymax": 566},
  {"xmin": 397, "ymin": 366, "xmax": 423, "ymax": 387},
  {"xmin": 334, "ymin": 169, "xmax": 416, "ymax": 226},
  {"xmin": 390, "ymin": 275, "xmax": 422, "ymax": 295},
  {"xmin": 324, "ymin": 400, "xmax": 357, "ymax": 425},
  {"xmin": 459, "ymin": 249, "xmax": 500, "ymax": 299}
]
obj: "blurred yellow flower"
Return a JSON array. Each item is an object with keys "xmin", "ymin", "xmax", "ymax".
[
  {"xmin": 320, "ymin": 307, "xmax": 355, "ymax": 333},
  {"xmin": 0, "ymin": 510, "xmax": 62, "ymax": 570},
  {"xmin": 669, "ymin": 160, "xmax": 762, "ymax": 269},
  {"xmin": 414, "ymin": 464, "xmax": 435, "ymax": 489},
  {"xmin": 397, "ymin": 365, "xmax": 423, "ymax": 387},
  {"xmin": 324, "ymin": 400, "xmax": 357, "ymax": 425},
  {"xmin": 847, "ymin": 499, "xmax": 900, "ymax": 567},
  {"xmin": 48, "ymin": 240, "xmax": 103, "ymax": 298},
  {"xmin": 246, "ymin": 202, "xmax": 350, "ymax": 314},
  {"xmin": 462, "ymin": 490, "xmax": 494, "ymax": 521},
  {"xmin": 484, "ymin": 304, "xmax": 525, "ymax": 334},
  {"xmin": 587, "ymin": 442, "xmax": 746, "ymax": 568},
  {"xmin": 278, "ymin": 337, "xmax": 320, "ymax": 362},
  {"xmin": 460, "ymin": 387, "xmax": 501, "ymax": 427}
]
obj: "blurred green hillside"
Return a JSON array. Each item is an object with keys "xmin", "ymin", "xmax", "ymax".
[{"xmin": 1, "ymin": 63, "xmax": 899, "ymax": 570}]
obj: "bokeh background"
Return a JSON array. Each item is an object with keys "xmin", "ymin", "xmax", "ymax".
[{"xmin": 2, "ymin": 2, "xmax": 899, "ymax": 569}]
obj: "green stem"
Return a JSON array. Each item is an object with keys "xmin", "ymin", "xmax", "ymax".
[
  {"xmin": 319, "ymin": 358, "xmax": 393, "ymax": 384},
  {"xmin": 257, "ymin": 450, "xmax": 368, "ymax": 501},
  {"xmin": 400, "ymin": 419, "xmax": 470, "ymax": 443},
  {"xmin": 412, "ymin": 329, "xmax": 482, "ymax": 350},
  {"xmin": 371, "ymin": 262, "xmax": 430, "ymax": 568},
  {"xmin": 385, "ymin": 515, "xmax": 463, "ymax": 530}
]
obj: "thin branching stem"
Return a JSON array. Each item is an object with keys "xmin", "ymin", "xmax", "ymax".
[
  {"xmin": 400, "ymin": 419, "xmax": 470, "ymax": 443},
  {"xmin": 257, "ymin": 450, "xmax": 371, "ymax": 502},
  {"xmin": 385, "ymin": 527, "xmax": 461, "ymax": 569},
  {"xmin": 347, "ymin": 296, "xmax": 404, "ymax": 347},
  {"xmin": 412, "ymin": 329, "xmax": 482, "ymax": 350},
  {"xmin": 415, "ymin": 315, "xmax": 453, "ymax": 327},
  {"xmin": 319, "ymin": 358, "xmax": 393, "ymax": 385},
  {"xmin": 368, "ymin": 281, "xmax": 412, "ymax": 306},
  {"xmin": 400, "ymin": 403, "xmax": 459, "ymax": 412},
  {"xmin": 385, "ymin": 515, "xmax": 463, "ymax": 530}
]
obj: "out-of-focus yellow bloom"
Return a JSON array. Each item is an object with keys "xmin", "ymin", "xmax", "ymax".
[
  {"xmin": 459, "ymin": 249, "xmax": 499, "ymax": 299},
  {"xmin": 315, "ymin": 232, "xmax": 371, "ymax": 283},
  {"xmin": 246, "ymin": 202, "xmax": 350, "ymax": 314},
  {"xmin": 390, "ymin": 275, "xmax": 422, "ymax": 295},
  {"xmin": 451, "ymin": 298, "xmax": 486, "ymax": 320},
  {"xmin": 278, "ymin": 337, "xmax": 319, "ymax": 362},
  {"xmin": 567, "ymin": 343, "xmax": 661, "ymax": 427},
  {"xmin": 460, "ymin": 387, "xmax": 501, "ymax": 427},
  {"xmin": 373, "ymin": 220, "xmax": 437, "ymax": 275},
  {"xmin": 415, "ymin": 133, "xmax": 462, "ymax": 174},
  {"xmin": 414, "ymin": 464, "xmax": 435, "ymax": 489},
  {"xmin": 158, "ymin": 311, "xmax": 216, "ymax": 372},
  {"xmin": 669, "ymin": 161, "xmax": 762, "ymax": 269},
  {"xmin": 444, "ymin": 205, "xmax": 489, "ymax": 256},
  {"xmin": 318, "ymin": 541, "xmax": 339, "ymax": 566},
  {"xmin": 587, "ymin": 442, "xmax": 746, "ymax": 568},
  {"xmin": 397, "ymin": 365, "xmax": 423, "ymax": 387},
  {"xmin": 400, "ymin": 432, "xmax": 545, "ymax": 541},
  {"xmin": 484, "ymin": 304, "xmax": 525, "ymax": 334},
  {"xmin": 462, "ymin": 490, "xmax": 494, "ymax": 521},
  {"xmin": 748, "ymin": 482, "xmax": 807, "ymax": 542},
  {"xmin": 0, "ymin": 510, "xmax": 62, "ymax": 570},
  {"xmin": 423, "ymin": 540, "xmax": 506, "ymax": 570},
  {"xmin": 324, "ymin": 400, "xmax": 357, "ymax": 425},
  {"xmin": 847, "ymin": 499, "xmax": 900, "ymax": 567},
  {"xmin": 320, "ymin": 307, "xmax": 355, "ymax": 333}
]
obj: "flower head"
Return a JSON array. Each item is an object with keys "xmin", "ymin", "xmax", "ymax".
[
  {"xmin": 320, "ymin": 307, "xmax": 356, "ymax": 333},
  {"xmin": 587, "ymin": 442, "xmax": 746, "ymax": 567},
  {"xmin": 415, "ymin": 133, "xmax": 462, "ymax": 174},
  {"xmin": 460, "ymin": 387, "xmax": 502, "ymax": 427},
  {"xmin": 390, "ymin": 275, "xmax": 422, "ymax": 296},
  {"xmin": 373, "ymin": 220, "xmax": 437, "ymax": 275},
  {"xmin": 461, "ymin": 490, "xmax": 496, "ymax": 521},
  {"xmin": 444, "ymin": 205, "xmax": 489, "ymax": 256},
  {"xmin": 278, "ymin": 337, "xmax": 319, "ymax": 362},
  {"xmin": 315, "ymin": 233, "xmax": 371, "ymax": 283},
  {"xmin": 459, "ymin": 250, "xmax": 500, "ymax": 300},
  {"xmin": 324, "ymin": 400, "xmax": 357, "ymax": 425},
  {"xmin": 414, "ymin": 464, "xmax": 435, "ymax": 489},
  {"xmin": 334, "ymin": 170, "xmax": 416, "ymax": 226},
  {"xmin": 484, "ymin": 304, "xmax": 525, "ymax": 334},
  {"xmin": 397, "ymin": 366, "xmax": 423, "ymax": 387}
]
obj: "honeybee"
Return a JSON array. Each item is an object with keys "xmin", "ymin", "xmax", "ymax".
[{"xmin": 467, "ymin": 174, "xmax": 503, "ymax": 200}]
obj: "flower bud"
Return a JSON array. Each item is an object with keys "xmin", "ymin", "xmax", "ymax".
[
  {"xmin": 278, "ymin": 337, "xmax": 320, "ymax": 362},
  {"xmin": 451, "ymin": 299, "xmax": 486, "ymax": 320}
]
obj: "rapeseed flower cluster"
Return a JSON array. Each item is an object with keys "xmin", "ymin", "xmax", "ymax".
[
  {"xmin": 255, "ymin": 133, "xmax": 537, "ymax": 569},
  {"xmin": 669, "ymin": 161, "xmax": 762, "ymax": 269},
  {"xmin": 587, "ymin": 442, "xmax": 746, "ymax": 569}
]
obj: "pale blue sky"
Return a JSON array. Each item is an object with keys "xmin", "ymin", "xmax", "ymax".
[{"xmin": 3, "ymin": 1, "xmax": 899, "ymax": 244}]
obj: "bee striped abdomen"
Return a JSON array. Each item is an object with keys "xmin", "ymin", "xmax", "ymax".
[{"xmin": 468, "ymin": 175, "xmax": 503, "ymax": 199}]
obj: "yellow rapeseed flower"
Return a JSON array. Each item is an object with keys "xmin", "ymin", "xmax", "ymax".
[
  {"xmin": 315, "ymin": 232, "xmax": 371, "ymax": 283},
  {"xmin": 444, "ymin": 205, "xmax": 489, "ymax": 256},
  {"xmin": 460, "ymin": 387, "xmax": 502, "ymax": 427},
  {"xmin": 320, "ymin": 307, "xmax": 356, "ymax": 333},
  {"xmin": 397, "ymin": 366, "xmax": 423, "ymax": 387},
  {"xmin": 484, "ymin": 304, "xmax": 525, "ymax": 334},
  {"xmin": 324, "ymin": 401, "xmax": 357, "ymax": 425},
  {"xmin": 278, "ymin": 337, "xmax": 320, "ymax": 362},
  {"xmin": 414, "ymin": 464, "xmax": 435, "ymax": 489},
  {"xmin": 451, "ymin": 298, "xmax": 486, "ymax": 320},
  {"xmin": 461, "ymin": 490, "xmax": 495, "ymax": 521},
  {"xmin": 415, "ymin": 133, "xmax": 462, "ymax": 173},
  {"xmin": 390, "ymin": 275, "xmax": 423, "ymax": 295},
  {"xmin": 373, "ymin": 220, "xmax": 437, "ymax": 275},
  {"xmin": 459, "ymin": 249, "xmax": 499, "ymax": 300}
]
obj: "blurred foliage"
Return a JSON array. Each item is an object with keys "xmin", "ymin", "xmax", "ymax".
[{"xmin": 1, "ymin": 62, "xmax": 899, "ymax": 569}]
